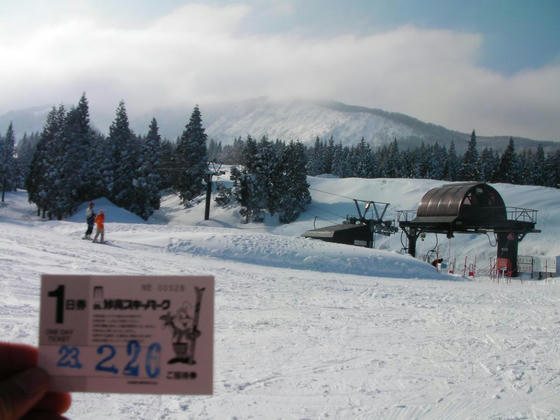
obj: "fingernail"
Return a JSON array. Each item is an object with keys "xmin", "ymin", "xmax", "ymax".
[{"xmin": 13, "ymin": 367, "xmax": 49, "ymax": 397}]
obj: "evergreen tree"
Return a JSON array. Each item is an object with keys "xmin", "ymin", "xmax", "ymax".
[
  {"xmin": 130, "ymin": 118, "xmax": 162, "ymax": 219},
  {"xmin": 386, "ymin": 138, "xmax": 402, "ymax": 178},
  {"xmin": 92, "ymin": 131, "xmax": 112, "ymax": 198},
  {"xmin": 15, "ymin": 132, "xmax": 39, "ymax": 189},
  {"xmin": 426, "ymin": 143, "xmax": 446, "ymax": 180},
  {"xmin": 53, "ymin": 95, "xmax": 95, "ymax": 215},
  {"xmin": 322, "ymin": 136, "xmax": 335, "ymax": 175},
  {"xmin": 532, "ymin": 144, "xmax": 546, "ymax": 186},
  {"xmin": 444, "ymin": 141, "xmax": 460, "ymax": 181},
  {"xmin": 241, "ymin": 135, "xmax": 258, "ymax": 172},
  {"xmin": 218, "ymin": 138, "xmax": 310, "ymax": 224},
  {"xmin": 331, "ymin": 143, "xmax": 351, "ymax": 178},
  {"xmin": 459, "ymin": 130, "xmax": 480, "ymax": 181},
  {"xmin": 494, "ymin": 137, "xmax": 520, "ymax": 184},
  {"xmin": 306, "ymin": 137, "xmax": 325, "ymax": 175},
  {"xmin": 545, "ymin": 150, "xmax": 560, "ymax": 188},
  {"xmin": 63, "ymin": 93, "xmax": 96, "ymax": 203},
  {"xmin": 158, "ymin": 139, "xmax": 176, "ymax": 189},
  {"xmin": 107, "ymin": 100, "xmax": 138, "ymax": 209},
  {"xmin": 401, "ymin": 149, "xmax": 417, "ymax": 178},
  {"xmin": 207, "ymin": 138, "xmax": 222, "ymax": 162},
  {"xmin": 254, "ymin": 136, "xmax": 280, "ymax": 215},
  {"xmin": 229, "ymin": 166, "xmax": 264, "ymax": 223},
  {"xmin": 0, "ymin": 123, "xmax": 16, "ymax": 201},
  {"xmin": 26, "ymin": 106, "xmax": 66, "ymax": 218},
  {"xmin": 517, "ymin": 149, "xmax": 533, "ymax": 185},
  {"xmin": 174, "ymin": 105, "xmax": 208, "ymax": 206},
  {"xmin": 277, "ymin": 141, "xmax": 311, "ymax": 223},
  {"xmin": 351, "ymin": 138, "xmax": 376, "ymax": 178},
  {"xmin": 48, "ymin": 106, "xmax": 71, "ymax": 219},
  {"xmin": 479, "ymin": 147, "xmax": 497, "ymax": 182},
  {"xmin": 413, "ymin": 142, "xmax": 430, "ymax": 179},
  {"xmin": 224, "ymin": 137, "xmax": 245, "ymax": 165}
]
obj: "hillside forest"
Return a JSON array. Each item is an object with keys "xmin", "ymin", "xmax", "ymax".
[{"xmin": 1, "ymin": 94, "xmax": 559, "ymax": 223}]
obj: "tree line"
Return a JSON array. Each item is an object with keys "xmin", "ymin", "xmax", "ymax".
[
  {"xmin": 1, "ymin": 94, "xmax": 311, "ymax": 223},
  {"xmin": 2, "ymin": 98, "xmax": 558, "ymax": 225},
  {"xmin": 2, "ymin": 94, "xmax": 208, "ymax": 220},
  {"xmin": 209, "ymin": 130, "xmax": 560, "ymax": 187}
]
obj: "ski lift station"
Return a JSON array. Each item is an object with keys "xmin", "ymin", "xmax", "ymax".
[
  {"xmin": 302, "ymin": 182, "xmax": 542, "ymax": 278},
  {"xmin": 302, "ymin": 199, "xmax": 397, "ymax": 248},
  {"xmin": 398, "ymin": 182, "xmax": 540, "ymax": 277}
]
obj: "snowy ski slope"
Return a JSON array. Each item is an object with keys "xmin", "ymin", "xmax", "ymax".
[{"xmin": 1, "ymin": 176, "xmax": 560, "ymax": 419}]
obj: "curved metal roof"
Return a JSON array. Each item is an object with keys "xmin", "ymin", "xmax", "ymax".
[{"xmin": 415, "ymin": 182, "xmax": 506, "ymax": 223}]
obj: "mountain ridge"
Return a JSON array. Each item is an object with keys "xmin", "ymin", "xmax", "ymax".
[{"xmin": 1, "ymin": 98, "xmax": 558, "ymax": 153}]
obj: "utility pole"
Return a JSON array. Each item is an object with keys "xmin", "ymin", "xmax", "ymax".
[{"xmin": 204, "ymin": 162, "xmax": 225, "ymax": 221}]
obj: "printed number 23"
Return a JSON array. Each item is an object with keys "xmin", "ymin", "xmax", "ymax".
[{"xmin": 57, "ymin": 345, "xmax": 82, "ymax": 369}]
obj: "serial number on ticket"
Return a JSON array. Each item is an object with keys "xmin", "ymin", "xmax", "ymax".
[{"xmin": 38, "ymin": 275, "xmax": 214, "ymax": 395}]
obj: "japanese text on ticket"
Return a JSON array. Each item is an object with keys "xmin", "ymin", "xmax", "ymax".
[{"xmin": 38, "ymin": 275, "xmax": 214, "ymax": 395}]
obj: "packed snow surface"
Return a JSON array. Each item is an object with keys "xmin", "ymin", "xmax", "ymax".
[{"xmin": 1, "ymin": 177, "xmax": 560, "ymax": 419}]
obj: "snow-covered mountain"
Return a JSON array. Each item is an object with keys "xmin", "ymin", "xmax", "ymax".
[
  {"xmin": 2, "ymin": 177, "xmax": 560, "ymax": 419},
  {"xmin": 2, "ymin": 98, "xmax": 558, "ymax": 153}
]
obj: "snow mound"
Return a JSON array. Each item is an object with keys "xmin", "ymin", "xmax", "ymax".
[
  {"xmin": 117, "ymin": 226, "xmax": 456, "ymax": 280},
  {"xmin": 67, "ymin": 197, "xmax": 146, "ymax": 224}
]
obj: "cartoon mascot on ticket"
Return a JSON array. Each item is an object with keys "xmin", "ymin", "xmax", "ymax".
[{"xmin": 160, "ymin": 287, "xmax": 205, "ymax": 365}]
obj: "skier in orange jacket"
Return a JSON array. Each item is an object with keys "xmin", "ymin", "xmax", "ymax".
[{"xmin": 93, "ymin": 209, "xmax": 105, "ymax": 243}]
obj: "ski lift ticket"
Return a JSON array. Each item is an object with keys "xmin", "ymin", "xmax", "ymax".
[{"xmin": 38, "ymin": 274, "xmax": 214, "ymax": 395}]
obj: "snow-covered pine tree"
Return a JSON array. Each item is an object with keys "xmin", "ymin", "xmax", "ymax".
[
  {"xmin": 544, "ymin": 150, "xmax": 560, "ymax": 188},
  {"xmin": 413, "ymin": 142, "xmax": 430, "ymax": 179},
  {"xmin": 92, "ymin": 131, "xmax": 112, "ymax": 198},
  {"xmin": 26, "ymin": 106, "xmax": 66, "ymax": 218},
  {"xmin": 351, "ymin": 137, "xmax": 376, "ymax": 178},
  {"xmin": 444, "ymin": 141, "xmax": 460, "ymax": 181},
  {"xmin": 230, "ymin": 166, "xmax": 263, "ymax": 223},
  {"xmin": 130, "ymin": 118, "xmax": 162, "ymax": 219},
  {"xmin": 256, "ymin": 136, "xmax": 282, "ymax": 216},
  {"xmin": 532, "ymin": 144, "xmax": 546, "ymax": 186},
  {"xmin": 426, "ymin": 143, "xmax": 446, "ymax": 180},
  {"xmin": 277, "ymin": 141, "xmax": 311, "ymax": 223},
  {"xmin": 54, "ymin": 94, "xmax": 95, "ymax": 215},
  {"xmin": 322, "ymin": 136, "xmax": 335, "ymax": 175},
  {"xmin": 331, "ymin": 143, "xmax": 351, "ymax": 178},
  {"xmin": 15, "ymin": 132, "xmax": 39, "ymax": 189},
  {"xmin": 0, "ymin": 123, "xmax": 16, "ymax": 201},
  {"xmin": 174, "ymin": 105, "xmax": 208, "ymax": 206},
  {"xmin": 459, "ymin": 130, "xmax": 480, "ymax": 181},
  {"xmin": 517, "ymin": 149, "xmax": 533, "ymax": 185},
  {"xmin": 48, "ymin": 106, "xmax": 73, "ymax": 219},
  {"xmin": 158, "ymin": 139, "xmax": 176, "ymax": 190},
  {"xmin": 65, "ymin": 93, "xmax": 96, "ymax": 203},
  {"xmin": 26, "ymin": 124, "xmax": 54, "ymax": 216},
  {"xmin": 207, "ymin": 138, "xmax": 222, "ymax": 162},
  {"xmin": 241, "ymin": 135, "xmax": 258, "ymax": 172},
  {"xmin": 229, "ymin": 137, "xmax": 246, "ymax": 165},
  {"xmin": 306, "ymin": 137, "xmax": 325, "ymax": 176},
  {"xmin": 108, "ymin": 100, "xmax": 138, "ymax": 209},
  {"xmin": 387, "ymin": 138, "xmax": 403, "ymax": 178},
  {"xmin": 493, "ymin": 137, "xmax": 520, "ymax": 184},
  {"xmin": 479, "ymin": 147, "xmax": 497, "ymax": 182}
]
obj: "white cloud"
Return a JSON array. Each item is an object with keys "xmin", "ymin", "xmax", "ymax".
[{"xmin": 0, "ymin": 3, "xmax": 558, "ymax": 140}]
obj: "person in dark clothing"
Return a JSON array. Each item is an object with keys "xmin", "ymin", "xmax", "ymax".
[{"xmin": 83, "ymin": 202, "xmax": 95, "ymax": 240}]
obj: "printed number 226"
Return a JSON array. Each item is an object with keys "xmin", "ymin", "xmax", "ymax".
[{"xmin": 95, "ymin": 341, "xmax": 161, "ymax": 378}]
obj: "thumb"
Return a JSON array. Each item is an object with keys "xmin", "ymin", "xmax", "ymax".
[{"xmin": 0, "ymin": 367, "xmax": 49, "ymax": 420}]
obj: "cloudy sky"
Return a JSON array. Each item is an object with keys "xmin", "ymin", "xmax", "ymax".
[{"xmin": 0, "ymin": 0, "xmax": 559, "ymax": 140}]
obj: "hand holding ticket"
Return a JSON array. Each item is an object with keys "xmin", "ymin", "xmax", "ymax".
[{"xmin": 38, "ymin": 275, "xmax": 214, "ymax": 395}]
